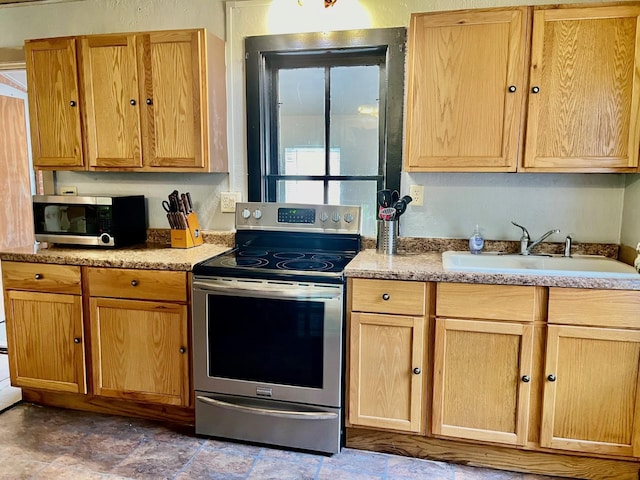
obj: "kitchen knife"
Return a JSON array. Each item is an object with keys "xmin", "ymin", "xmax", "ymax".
[
  {"xmin": 186, "ymin": 192, "xmax": 193, "ymax": 213},
  {"xmin": 181, "ymin": 193, "xmax": 190, "ymax": 213}
]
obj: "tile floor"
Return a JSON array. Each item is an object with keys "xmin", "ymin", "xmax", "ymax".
[{"xmin": 0, "ymin": 403, "xmax": 571, "ymax": 480}]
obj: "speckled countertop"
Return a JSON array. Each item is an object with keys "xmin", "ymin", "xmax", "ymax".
[
  {"xmin": 0, "ymin": 231, "xmax": 234, "ymax": 271},
  {"xmin": 345, "ymin": 249, "xmax": 640, "ymax": 291}
]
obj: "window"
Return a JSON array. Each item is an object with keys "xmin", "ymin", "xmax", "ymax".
[{"xmin": 245, "ymin": 28, "xmax": 406, "ymax": 237}]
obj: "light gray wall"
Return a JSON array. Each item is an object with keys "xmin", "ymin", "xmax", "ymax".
[
  {"xmin": 621, "ymin": 174, "xmax": 640, "ymax": 250},
  {"xmin": 1, "ymin": 0, "xmax": 638, "ymax": 245}
]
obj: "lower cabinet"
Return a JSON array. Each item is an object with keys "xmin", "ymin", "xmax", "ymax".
[
  {"xmin": 89, "ymin": 297, "xmax": 189, "ymax": 406},
  {"xmin": 2, "ymin": 262, "xmax": 86, "ymax": 393},
  {"xmin": 432, "ymin": 283, "xmax": 544, "ymax": 446},
  {"xmin": 348, "ymin": 278, "xmax": 429, "ymax": 433},
  {"xmin": 87, "ymin": 267, "xmax": 190, "ymax": 407},
  {"xmin": 541, "ymin": 288, "xmax": 640, "ymax": 457}
]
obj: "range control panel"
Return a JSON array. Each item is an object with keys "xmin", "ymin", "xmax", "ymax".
[{"xmin": 235, "ymin": 202, "xmax": 361, "ymax": 234}]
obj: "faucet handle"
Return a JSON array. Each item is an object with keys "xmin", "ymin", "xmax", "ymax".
[{"xmin": 511, "ymin": 221, "xmax": 530, "ymax": 239}]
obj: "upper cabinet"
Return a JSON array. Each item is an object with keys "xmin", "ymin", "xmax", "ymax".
[
  {"xmin": 25, "ymin": 28, "xmax": 228, "ymax": 173},
  {"xmin": 25, "ymin": 38, "xmax": 85, "ymax": 170},
  {"xmin": 406, "ymin": 3, "xmax": 640, "ymax": 173},
  {"xmin": 523, "ymin": 5, "xmax": 640, "ymax": 172},
  {"xmin": 405, "ymin": 8, "xmax": 529, "ymax": 172}
]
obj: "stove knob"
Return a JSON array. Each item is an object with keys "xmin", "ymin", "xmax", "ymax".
[
  {"xmin": 320, "ymin": 211, "xmax": 329, "ymax": 222},
  {"xmin": 344, "ymin": 213, "xmax": 354, "ymax": 223},
  {"xmin": 253, "ymin": 209, "xmax": 262, "ymax": 220},
  {"xmin": 332, "ymin": 212, "xmax": 341, "ymax": 223},
  {"xmin": 241, "ymin": 208, "xmax": 251, "ymax": 219}
]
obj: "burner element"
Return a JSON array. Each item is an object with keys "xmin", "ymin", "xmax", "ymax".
[
  {"xmin": 277, "ymin": 259, "xmax": 332, "ymax": 271},
  {"xmin": 273, "ymin": 252, "xmax": 306, "ymax": 260},
  {"xmin": 220, "ymin": 257, "xmax": 270, "ymax": 268}
]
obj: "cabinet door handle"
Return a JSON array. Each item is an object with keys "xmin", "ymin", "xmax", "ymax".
[
  {"xmin": 531, "ymin": 86, "xmax": 540, "ymax": 94},
  {"xmin": 34, "ymin": 273, "xmax": 42, "ymax": 280},
  {"xmin": 130, "ymin": 99, "xmax": 137, "ymax": 106},
  {"xmin": 69, "ymin": 100, "xmax": 77, "ymax": 107},
  {"xmin": 381, "ymin": 293, "xmax": 390, "ymax": 301},
  {"xmin": 413, "ymin": 367, "xmax": 421, "ymax": 375},
  {"xmin": 74, "ymin": 337, "xmax": 81, "ymax": 344},
  {"xmin": 179, "ymin": 347, "xmax": 186, "ymax": 354},
  {"xmin": 146, "ymin": 98, "xmax": 153, "ymax": 105},
  {"xmin": 130, "ymin": 280, "xmax": 138, "ymax": 287},
  {"xmin": 547, "ymin": 374, "xmax": 556, "ymax": 382},
  {"xmin": 508, "ymin": 85, "xmax": 517, "ymax": 93},
  {"xmin": 521, "ymin": 375, "xmax": 530, "ymax": 383}
]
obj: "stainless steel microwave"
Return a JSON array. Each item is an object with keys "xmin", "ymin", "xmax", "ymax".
[{"xmin": 33, "ymin": 195, "xmax": 147, "ymax": 247}]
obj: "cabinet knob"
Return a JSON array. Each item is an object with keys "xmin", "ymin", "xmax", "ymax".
[
  {"xmin": 69, "ymin": 100, "xmax": 77, "ymax": 107},
  {"xmin": 413, "ymin": 367, "xmax": 421, "ymax": 375},
  {"xmin": 521, "ymin": 375, "xmax": 530, "ymax": 383},
  {"xmin": 382, "ymin": 293, "xmax": 390, "ymax": 301},
  {"xmin": 34, "ymin": 273, "xmax": 42, "ymax": 280},
  {"xmin": 74, "ymin": 337, "xmax": 81, "ymax": 344},
  {"xmin": 508, "ymin": 85, "xmax": 517, "ymax": 93},
  {"xmin": 131, "ymin": 280, "xmax": 138, "ymax": 287},
  {"xmin": 179, "ymin": 347, "xmax": 186, "ymax": 354},
  {"xmin": 146, "ymin": 98, "xmax": 153, "ymax": 105},
  {"xmin": 130, "ymin": 99, "xmax": 137, "ymax": 106},
  {"xmin": 547, "ymin": 374, "xmax": 556, "ymax": 382},
  {"xmin": 531, "ymin": 86, "xmax": 540, "ymax": 94}
]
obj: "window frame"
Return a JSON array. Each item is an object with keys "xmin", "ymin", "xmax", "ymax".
[{"xmin": 245, "ymin": 28, "xmax": 406, "ymax": 203}]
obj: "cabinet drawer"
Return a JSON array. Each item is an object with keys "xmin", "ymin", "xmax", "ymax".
[
  {"xmin": 548, "ymin": 288, "xmax": 640, "ymax": 328},
  {"xmin": 87, "ymin": 267, "xmax": 187, "ymax": 302},
  {"xmin": 350, "ymin": 278, "xmax": 426, "ymax": 316},
  {"xmin": 436, "ymin": 283, "xmax": 545, "ymax": 322},
  {"xmin": 1, "ymin": 261, "xmax": 81, "ymax": 294}
]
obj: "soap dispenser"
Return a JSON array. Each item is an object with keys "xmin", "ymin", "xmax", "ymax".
[{"xmin": 469, "ymin": 225, "xmax": 484, "ymax": 255}]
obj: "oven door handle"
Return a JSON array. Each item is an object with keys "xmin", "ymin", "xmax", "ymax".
[
  {"xmin": 193, "ymin": 282, "xmax": 340, "ymax": 300},
  {"xmin": 196, "ymin": 396, "xmax": 338, "ymax": 421}
]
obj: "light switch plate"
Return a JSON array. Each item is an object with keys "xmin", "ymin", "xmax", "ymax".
[{"xmin": 221, "ymin": 192, "xmax": 242, "ymax": 213}]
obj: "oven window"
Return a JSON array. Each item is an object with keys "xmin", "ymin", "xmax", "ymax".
[{"xmin": 207, "ymin": 295, "xmax": 324, "ymax": 388}]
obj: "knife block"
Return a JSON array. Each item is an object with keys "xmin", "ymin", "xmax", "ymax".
[{"xmin": 171, "ymin": 212, "xmax": 204, "ymax": 248}]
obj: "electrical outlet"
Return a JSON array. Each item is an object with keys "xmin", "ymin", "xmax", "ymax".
[
  {"xmin": 221, "ymin": 192, "xmax": 242, "ymax": 213},
  {"xmin": 59, "ymin": 186, "xmax": 78, "ymax": 195},
  {"xmin": 409, "ymin": 184, "xmax": 424, "ymax": 206}
]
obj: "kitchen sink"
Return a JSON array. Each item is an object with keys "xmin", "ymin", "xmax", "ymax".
[{"xmin": 442, "ymin": 251, "xmax": 640, "ymax": 279}]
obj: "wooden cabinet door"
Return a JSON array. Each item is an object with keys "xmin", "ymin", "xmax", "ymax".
[
  {"xmin": 432, "ymin": 318, "xmax": 533, "ymax": 446},
  {"xmin": 81, "ymin": 34, "xmax": 142, "ymax": 169},
  {"xmin": 541, "ymin": 325, "xmax": 640, "ymax": 457},
  {"xmin": 25, "ymin": 38, "xmax": 84, "ymax": 169},
  {"xmin": 349, "ymin": 312, "xmax": 425, "ymax": 433},
  {"xmin": 4, "ymin": 290, "xmax": 85, "ymax": 393},
  {"xmin": 89, "ymin": 297, "xmax": 189, "ymax": 406},
  {"xmin": 523, "ymin": 5, "xmax": 640, "ymax": 172},
  {"xmin": 138, "ymin": 30, "xmax": 205, "ymax": 170},
  {"xmin": 405, "ymin": 8, "xmax": 529, "ymax": 172}
]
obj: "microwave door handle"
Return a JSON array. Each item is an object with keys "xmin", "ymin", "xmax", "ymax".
[
  {"xmin": 193, "ymin": 282, "xmax": 340, "ymax": 300},
  {"xmin": 196, "ymin": 396, "xmax": 338, "ymax": 421}
]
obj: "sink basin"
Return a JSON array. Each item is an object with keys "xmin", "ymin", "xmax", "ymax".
[{"xmin": 442, "ymin": 251, "xmax": 640, "ymax": 279}]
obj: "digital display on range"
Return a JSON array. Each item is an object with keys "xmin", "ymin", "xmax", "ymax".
[{"xmin": 277, "ymin": 208, "xmax": 315, "ymax": 224}]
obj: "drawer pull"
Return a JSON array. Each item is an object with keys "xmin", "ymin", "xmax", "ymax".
[
  {"xmin": 131, "ymin": 280, "xmax": 138, "ymax": 287},
  {"xmin": 179, "ymin": 347, "xmax": 186, "ymax": 354},
  {"xmin": 34, "ymin": 273, "xmax": 42, "ymax": 280},
  {"xmin": 521, "ymin": 375, "xmax": 530, "ymax": 383},
  {"xmin": 74, "ymin": 337, "xmax": 81, "ymax": 344},
  {"xmin": 382, "ymin": 293, "xmax": 390, "ymax": 301},
  {"xmin": 413, "ymin": 367, "xmax": 421, "ymax": 375},
  {"xmin": 547, "ymin": 374, "xmax": 556, "ymax": 382}
]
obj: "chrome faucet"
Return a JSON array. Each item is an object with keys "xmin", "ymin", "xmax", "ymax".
[{"xmin": 511, "ymin": 221, "xmax": 560, "ymax": 255}]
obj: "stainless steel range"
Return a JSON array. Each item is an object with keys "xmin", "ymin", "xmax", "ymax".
[{"xmin": 192, "ymin": 202, "xmax": 361, "ymax": 454}]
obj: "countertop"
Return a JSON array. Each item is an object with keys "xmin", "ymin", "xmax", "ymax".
[
  {"xmin": 345, "ymin": 249, "xmax": 640, "ymax": 291},
  {"xmin": 0, "ymin": 242, "xmax": 230, "ymax": 271}
]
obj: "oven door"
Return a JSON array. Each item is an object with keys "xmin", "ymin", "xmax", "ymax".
[{"xmin": 192, "ymin": 276, "xmax": 344, "ymax": 408}]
